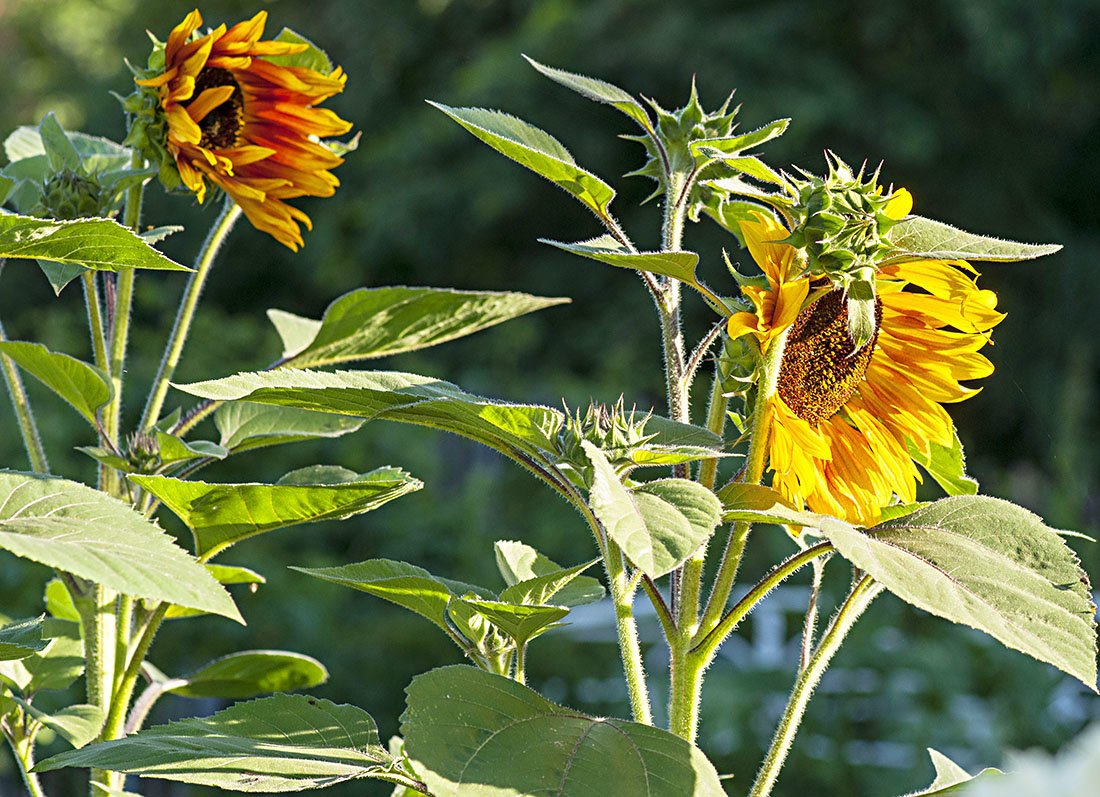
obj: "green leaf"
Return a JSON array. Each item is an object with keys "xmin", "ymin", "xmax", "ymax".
[
  {"xmin": 907, "ymin": 425, "xmax": 979, "ymax": 496},
  {"xmin": 0, "ymin": 616, "xmax": 49, "ymax": 660},
  {"xmin": 215, "ymin": 402, "xmax": 365, "ymax": 454},
  {"xmin": 44, "ymin": 578, "xmax": 80, "ymax": 620},
  {"xmin": 35, "ymin": 694, "xmax": 413, "ymax": 792},
  {"xmin": 903, "ymin": 748, "xmax": 1005, "ymax": 796},
  {"xmin": 497, "ymin": 552, "xmax": 603, "ymax": 608},
  {"xmin": 401, "ymin": 665, "xmax": 725, "ymax": 796},
  {"xmin": 522, "ymin": 56, "xmax": 654, "ymax": 134},
  {"xmin": 0, "ymin": 471, "xmax": 242, "ymax": 623},
  {"xmin": 820, "ymin": 495, "xmax": 1098, "ymax": 690},
  {"xmin": 152, "ymin": 430, "xmax": 228, "ymax": 469},
  {"xmin": 291, "ymin": 559, "xmax": 491, "ymax": 633},
  {"xmin": 4, "ymin": 126, "xmax": 47, "ymax": 161},
  {"xmin": 584, "ymin": 442, "xmax": 720, "ymax": 578},
  {"xmin": 429, "ymin": 102, "xmax": 616, "ymax": 218},
  {"xmin": 266, "ymin": 308, "xmax": 322, "ymax": 358},
  {"xmin": 132, "ymin": 469, "xmax": 422, "ymax": 560},
  {"xmin": 716, "ymin": 482, "xmax": 824, "ymax": 527},
  {"xmin": 0, "ymin": 214, "xmax": 189, "ymax": 272},
  {"xmin": 885, "ymin": 215, "xmax": 1061, "ymax": 262},
  {"xmin": 4, "ymin": 126, "xmax": 131, "ymax": 172},
  {"xmin": 206, "ymin": 563, "xmax": 265, "ymax": 586},
  {"xmin": 542, "ymin": 234, "xmax": 700, "ymax": 284},
  {"xmin": 846, "ymin": 279, "xmax": 877, "ymax": 350},
  {"xmin": 178, "ymin": 369, "xmax": 565, "ymax": 466},
  {"xmin": 456, "ymin": 598, "xmax": 568, "ymax": 647},
  {"xmin": 0, "ymin": 618, "xmax": 84, "ymax": 692},
  {"xmin": 13, "ymin": 698, "xmax": 103, "ymax": 748},
  {"xmin": 0, "ymin": 341, "xmax": 112, "ymax": 425},
  {"xmin": 268, "ymin": 28, "xmax": 335, "ymax": 74},
  {"xmin": 706, "ymin": 155, "xmax": 786, "ymax": 186},
  {"xmin": 36, "ymin": 259, "xmax": 88, "ymax": 295},
  {"xmin": 138, "ymin": 225, "xmax": 184, "ymax": 245},
  {"xmin": 165, "ymin": 651, "xmax": 328, "ymax": 699},
  {"xmin": 38, "ymin": 113, "xmax": 81, "ymax": 171},
  {"xmin": 278, "ymin": 287, "xmax": 569, "ymax": 368},
  {"xmin": 690, "ymin": 119, "xmax": 790, "ymax": 159}
]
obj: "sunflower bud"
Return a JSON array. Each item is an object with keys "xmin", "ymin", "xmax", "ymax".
[
  {"xmin": 785, "ymin": 153, "xmax": 903, "ymax": 280},
  {"xmin": 554, "ymin": 398, "xmax": 657, "ymax": 485},
  {"xmin": 30, "ymin": 169, "xmax": 110, "ymax": 220}
]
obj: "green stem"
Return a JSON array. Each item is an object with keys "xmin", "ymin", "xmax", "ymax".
[
  {"xmin": 604, "ymin": 538, "xmax": 652, "ymax": 725},
  {"xmin": 140, "ymin": 200, "xmax": 242, "ymax": 432},
  {"xmin": 799, "ymin": 556, "xmax": 825, "ymax": 672},
  {"xmin": 7, "ymin": 731, "xmax": 47, "ymax": 797},
  {"xmin": 698, "ymin": 329, "xmax": 789, "ymax": 637},
  {"xmin": 748, "ymin": 575, "xmax": 883, "ymax": 797},
  {"xmin": 100, "ymin": 602, "xmax": 169, "ymax": 749},
  {"xmin": 82, "ymin": 272, "xmax": 109, "ymax": 373},
  {"xmin": 0, "ymin": 319, "xmax": 49, "ymax": 473},
  {"xmin": 514, "ymin": 644, "xmax": 527, "ymax": 685}
]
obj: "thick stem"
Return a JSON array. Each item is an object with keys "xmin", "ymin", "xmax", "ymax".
[
  {"xmin": 605, "ymin": 539, "xmax": 652, "ymax": 725},
  {"xmin": 140, "ymin": 200, "xmax": 241, "ymax": 432},
  {"xmin": 0, "ymin": 319, "xmax": 49, "ymax": 473},
  {"xmin": 698, "ymin": 330, "xmax": 789, "ymax": 636},
  {"xmin": 100, "ymin": 602, "xmax": 169, "ymax": 749},
  {"xmin": 748, "ymin": 576, "xmax": 883, "ymax": 797}
]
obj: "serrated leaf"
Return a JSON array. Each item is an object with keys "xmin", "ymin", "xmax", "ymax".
[
  {"xmin": 690, "ymin": 119, "xmax": 790, "ymax": 159},
  {"xmin": 166, "ymin": 651, "xmax": 328, "ymax": 699},
  {"xmin": 0, "ymin": 214, "xmax": 188, "ymax": 272},
  {"xmin": 584, "ymin": 442, "xmax": 720, "ymax": 578},
  {"xmin": 0, "ymin": 618, "xmax": 84, "ymax": 692},
  {"xmin": 522, "ymin": 56, "xmax": 653, "ymax": 134},
  {"xmin": 0, "ymin": 341, "xmax": 111, "ymax": 425},
  {"xmin": 401, "ymin": 665, "xmax": 725, "ymax": 797},
  {"xmin": 292, "ymin": 558, "xmax": 491, "ymax": 636},
  {"xmin": 716, "ymin": 482, "xmax": 825, "ymax": 527},
  {"xmin": 14, "ymin": 698, "xmax": 103, "ymax": 748},
  {"xmin": 457, "ymin": 598, "xmax": 568, "ymax": 647},
  {"xmin": 132, "ymin": 470, "xmax": 422, "ymax": 560},
  {"xmin": 0, "ymin": 616, "xmax": 49, "ymax": 660},
  {"xmin": 885, "ymin": 215, "xmax": 1061, "ymax": 262},
  {"xmin": 178, "ymin": 369, "xmax": 565, "ymax": 466},
  {"xmin": 138, "ymin": 225, "xmax": 183, "ymax": 245},
  {"xmin": 907, "ymin": 424, "xmax": 978, "ymax": 496},
  {"xmin": 430, "ymin": 102, "xmax": 616, "ymax": 218},
  {"xmin": 0, "ymin": 471, "xmax": 242, "ymax": 622},
  {"xmin": 279, "ymin": 287, "xmax": 569, "ymax": 368},
  {"xmin": 497, "ymin": 553, "xmax": 603, "ymax": 608},
  {"xmin": 542, "ymin": 234, "xmax": 699, "ymax": 284},
  {"xmin": 215, "ymin": 402, "xmax": 365, "ymax": 454},
  {"xmin": 267, "ymin": 28, "xmax": 335, "ymax": 74},
  {"xmin": 820, "ymin": 495, "xmax": 1098, "ymax": 690},
  {"xmin": 35, "ymin": 694, "xmax": 410, "ymax": 792}
]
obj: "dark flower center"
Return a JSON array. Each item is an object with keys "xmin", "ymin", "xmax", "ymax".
[
  {"xmin": 191, "ymin": 67, "xmax": 243, "ymax": 150},
  {"xmin": 777, "ymin": 289, "xmax": 881, "ymax": 425}
]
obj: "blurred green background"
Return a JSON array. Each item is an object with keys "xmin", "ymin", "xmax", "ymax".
[{"xmin": 0, "ymin": 0, "xmax": 1097, "ymax": 795}]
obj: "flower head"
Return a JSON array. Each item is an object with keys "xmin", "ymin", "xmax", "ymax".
[
  {"xmin": 729, "ymin": 205, "xmax": 1003, "ymax": 526},
  {"xmin": 129, "ymin": 10, "xmax": 352, "ymax": 249}
]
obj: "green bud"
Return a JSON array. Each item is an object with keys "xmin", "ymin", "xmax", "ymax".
[{"xmin": 29, "ymin": 169, "xmax": 110, "ymax": 220}]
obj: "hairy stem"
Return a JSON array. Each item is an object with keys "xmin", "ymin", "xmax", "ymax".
[
  {"xmin": 748, "ymin": 576, "xmax": 883, "ymax": 797},
  {"xmin": 140, "ymin": 199, "xmax": 242, "ymax": 432},
  {"xmin": 7, "ymin": 731, "xmax": 47, "ymax": 797},
  {"xmin": 0, "ymin": 319, "xmax": 49, "ymax": 473}
]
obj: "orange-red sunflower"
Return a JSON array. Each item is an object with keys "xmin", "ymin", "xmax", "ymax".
[
  {"xmin": 727, "ymin": 197, "xmax": 1003, "ymax": 526},
  {"xmin": 135, "ymin": 9, "xmax": 352, "ymax": 249}
]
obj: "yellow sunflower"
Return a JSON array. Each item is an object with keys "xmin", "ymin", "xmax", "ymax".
[
  {"xmin": 136, "ymin": 9, "xmax": 352, "ymax": 249},
  {"xmin": 727, "ymin": 196, "xmax": 1003, "ymax": 526}
]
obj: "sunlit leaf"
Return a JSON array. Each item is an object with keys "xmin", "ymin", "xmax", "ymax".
[
  {"xmin": 522, "ymin": 56, "xmax": 653, "ymax": 134},
  {"xmin": 215, "ymin": 402, "xmax": 365, "ymax": 454},
  {"xmin": 13, "ymin": 697, "xmax": 103, "ymax": 748},
  {"xmin": 0, "ymin": 214, "xmax": 188, "ymax": 272},
  {"xmin": 716, "ymin": 482, "xmax": 823, "ymax": 527},
  {"xmin": 0, "ymin": 341, "xmax": 111, "ymax": 425},
  {"xmin": 542, "ymin": 234, "xmax": 699, "ymax": 284},
  {"xmin": 885, "ymin": 215, "xmax": 1061, "ymax": 262},
  {"xmin": 165, "ymin": 651, "xmax": 328, "ymax": 699}
]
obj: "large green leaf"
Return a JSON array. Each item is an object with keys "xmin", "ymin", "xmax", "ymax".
[
  {"xmin": 177, "ymin": 369, "xmax": 565, "ymax": 465},
  {"xmin": 430, "ymin": 102, "xmax": 616, "ymax": 218},
  {"xmin": 0, "ymin": 341, "xmax": 111, "ymax": 425},
  {"xmin": 0, "ymin": 471, "xmax": 241, "ymax": 623},
  {"xmin": 522, "ymin": 56, "xmax": 653, "ymax": 134},
  {"xmin": 884, "ymin": 215, "xmax": 1061, "ymax": 262},
  {"xmin": 132, "ymin": 469, "xmax": 422, "ymax": 560},
  {"xmin": 35, "ymin": 694, "xmax": 417, "ymax": 793},
  {"xmin": 401, "ymin": 665, "xmax": 725, "ymax": 796},
  {"xmin": 275, "ymin": 287, "xmax": 569, "ymax": 368},
  {"xmin": 0, "ymin": 214, "xmax": 188, "ymax": 272},
  {"xmin": 542, "ymin": 234, "xmax": 700, "ymax": 284},
  {"xmin": 820, "ymin": 496, "xmax": 1097, "ymax": 689},
  {"xmin": 291, "ymin": 559, "xmax": 491, "ymax": 632},
  {"xmin": 0, "ymin": 616, "xmax": 49, "ymax": 661},
  {"xmin": 214, "ymin": 402, "xmax": 365, "ymax": 454},
  {"xmin": 584, "ymin": 442, "xmax": 721, "ymax": 578},
  {"xmin": 165, "ymin": 651, "xmax": 328, "ymax": 699}
]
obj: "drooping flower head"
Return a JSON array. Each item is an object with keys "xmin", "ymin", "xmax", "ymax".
[
  {"xmin": 728, "ymin": 199, "xmax": 1003, "ymax": 526},
  {"xmin": 127, "ymin": 10, "xmax": 352, "ymax": 249}
]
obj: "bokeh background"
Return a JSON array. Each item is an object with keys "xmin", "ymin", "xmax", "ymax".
[{"xmin": 0, "ymin": 0, "xmax": 1097, "ymax": 795}]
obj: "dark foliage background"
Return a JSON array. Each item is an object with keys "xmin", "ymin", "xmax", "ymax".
[{"xmin": 0, "ymin": 1, "xmax": 1097, "ymax": 795}]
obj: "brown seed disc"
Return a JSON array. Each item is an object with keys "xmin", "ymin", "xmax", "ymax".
[{"xmin": 191, "ymin": 67, "xmax": 244, "ymax": 150}]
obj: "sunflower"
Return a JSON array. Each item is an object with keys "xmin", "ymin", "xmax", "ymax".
[
  {"xmin": 727, "ymin": 197, "xmax": 1003, "ymax": 526},
  {"xmin": 135, "ymin": 9, "xmax": 352, "ymax": 249}
]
